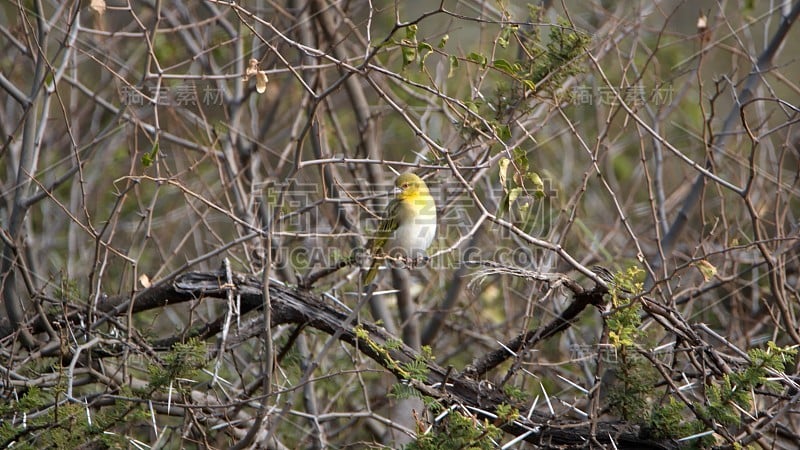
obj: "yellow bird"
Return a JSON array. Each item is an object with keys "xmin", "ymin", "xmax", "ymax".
[{"xmin": 362, "ymin": 173, "xmax": 437, "ymax": 286}]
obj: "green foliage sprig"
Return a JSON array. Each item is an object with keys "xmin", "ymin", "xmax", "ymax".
[
  {"xmin": 147, "ymin": 337, "xmax": 208, "ymax": 391},
  {"xmin": 404, "ymin": 409, "xmax": 503, "ymax": 450}
]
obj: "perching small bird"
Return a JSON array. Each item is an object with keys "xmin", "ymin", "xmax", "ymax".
[{"xmin": 362, "ymin": 173, "xmax": 437, "ymax": 286}]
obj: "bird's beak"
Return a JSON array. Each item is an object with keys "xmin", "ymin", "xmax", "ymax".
[{"xmin": 391, "ymin": 187, "xmax": 402, "ymax": 195}]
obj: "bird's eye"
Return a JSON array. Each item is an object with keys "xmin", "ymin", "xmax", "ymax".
[{"xmin": 402, "ymin": 183, "xmax": 408, "ymax": 189}]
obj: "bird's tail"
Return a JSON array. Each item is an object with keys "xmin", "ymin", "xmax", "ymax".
[{"xmin": 361, "ymin": 260, "xmax": 379, "ymax": 287}]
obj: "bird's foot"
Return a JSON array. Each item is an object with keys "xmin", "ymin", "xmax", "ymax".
[{"xmin": 408, "ymin": 255, "xmax": 430, "ymax": 269}]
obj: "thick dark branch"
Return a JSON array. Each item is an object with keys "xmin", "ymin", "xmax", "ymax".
[{"xmin": 90, "ymin": 270, "xmax": 674, "ymax": 449}]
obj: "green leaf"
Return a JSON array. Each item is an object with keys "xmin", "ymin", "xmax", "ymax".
[
  {"xmin": 493, "ymin": 58, "xmax": 518, "ymax": 75},
  {"xmin": 498, "ymin": 157, "xmax": 510, "ymax": 191},
  {"xmin": 405, "ymin": 24, "xmax": 418, "ymax": 40},
  {"xmin": 528, "ymin": 171, "xmax": 545, "ymax": 198},
  {"xmin": 522, "ymin": 79, "xmax": 536, "ymax": 92},
  {"xmin": 467, "ymin": 51, "xmax": 488, "ymax": 68},
  {"xmin": 512, "ymin": 147, "xmax": 528, "ymax": 173},
  {"xmin": 401, "ymin": 39, "xmax": 416, "ymax": 68},
  {"xmin": 464, "ymin": 100, "xmax": 480, "ymax": 113},
  {"xmin": 399, "ymin": 25, "xmax": 419, "ymax": 69},
  {"xmin": 497, "ymin": 193, "xmax": 509, "ymax": 217},
  {"xmin": 495, "ymin": 403, "xmax": 519, "ymax": 424},
  {"xmin": 498, "ymin": 24, "xmax": 517, "ymax": 49},
  {"xmin": 438, "ymin": 34, "xmax": 449, "ymax": 48},
  {"xmin": 448, "ymin": 55, "xmax": 459, "ymax": 77},
  {"xmin": 508, "ymin": 187, "xmax": 522, "ymax": 205},
  {"xmin": 519, "ymin": 202, "xmax": 531, "ymax": 221},
  {"xmin": 141, "ymin": 141, "xmax": 159, "ymax": 167},
  {"xmin": 695, "ymin": 260, "xmax": 717, "ymax": 282},
  {"xmin": 418, "ymin": 42, "xmax": 433, "ymax": 67},
  {"xmin": 495, "ymin": 123, "xmax": 511, "ymax": 141}
]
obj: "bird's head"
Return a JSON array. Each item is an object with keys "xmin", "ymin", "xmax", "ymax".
[{"xmin": 394, "ymin": 173, "xmax": 429, "ymax": 200}]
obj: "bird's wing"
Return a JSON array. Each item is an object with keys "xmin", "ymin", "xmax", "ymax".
[
  {"xmin": 362, "ymin": 198, "xmax": 401, "ymax": 286},
  {"xmin": 367, "ymin": 197, "xmax": 400, "ymax": 256}
]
